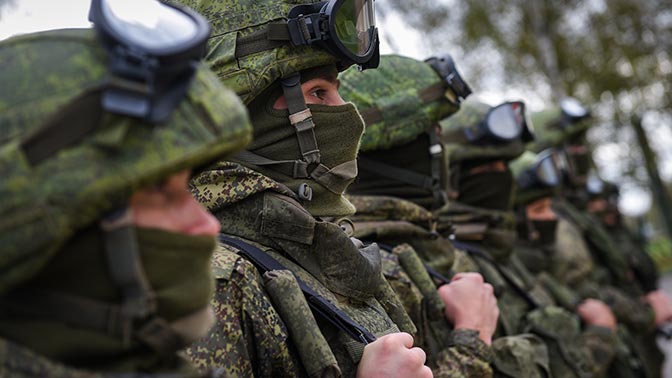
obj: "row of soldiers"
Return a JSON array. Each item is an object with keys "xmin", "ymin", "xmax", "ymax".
[{"xmin": 0, "ymin": 0, "xmax": 670, "ymax": 377}]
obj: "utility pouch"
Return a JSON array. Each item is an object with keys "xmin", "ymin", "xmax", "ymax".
[{"xmin": 263, "ymin": 269, "xmax": 341, "ymax": 378}]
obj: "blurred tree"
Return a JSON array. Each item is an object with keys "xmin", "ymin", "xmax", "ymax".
[{"xmin": 379, "ymin": 0, "xmax": 672, "ymax": 238}]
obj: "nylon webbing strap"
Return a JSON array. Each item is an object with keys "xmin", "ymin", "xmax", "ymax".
[
  {"xmin": 450, "ymin": 239, "xmax": 540, "ymax": 309},
  {"xmin": 358, "ymin": 156, "xmax": 436, "ymax": 190},
  {"xmin": 100, "ymin": 208, "xmax": 157, "ymax": 343},
  {"xmin": 373, "ymin": 242, "xmax": 454, "ymax": 288},
  {"xmin": 21, "ymin": 88, "xmax": 103, "ymax": 166},
  {"xmin": 281, "ymin": 74, "xmax": 321, "ymax": 166},
  {"xmin": 418, "ymin": 82, "xmax": 447, "ymax": 103},
  {"xmin": 427, "ymin": 130, "xmax": 446, "ymax": 209},
  {"xmin": 235, "ymin": 27, "xmax": 288, "ymax": 59},
  {"xmin": 236, "ymin": 150, "xmax": 310, "ymax": 178},
  {"xmin": 218, "ymin": 234, "xmax": 376, "ymax": 344}
]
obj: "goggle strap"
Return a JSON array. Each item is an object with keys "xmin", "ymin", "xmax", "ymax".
[
  {"xmin": 235, "ymin": 28, "xmax": 287, "ymax": 59},
  {"xmin": 418, "ymin": 82, "xmax": 450, "ymax": 104},
  {"xmin": 281, "ymin": 74, "xmax": 321, "ymax": 165},
  {"xmin": 427, "ymin": 131, "xmax": 447, "ymax": 208},
  {"xmin": 21, "ymin": 87, "xmax": 104, "ymax": 166},
  {"xmin": 358, "ymin": 156, "xmax": 436, "ymax": 192},
  {"xmin": 235, "ymin": 150, "xmax": 310, "ymax": 178}
]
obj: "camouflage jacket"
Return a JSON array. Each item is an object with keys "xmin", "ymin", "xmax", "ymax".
[
  {"xmin": 348, "ymin": 195, "xmax": 620, "ymax": 377},
  {"xmin": 190, "ymin": 162, "xmax": 491, "ymax": 377},
  {"xmin": 0, "ymin": 337, "xmax": 213, "ymax": 378}
]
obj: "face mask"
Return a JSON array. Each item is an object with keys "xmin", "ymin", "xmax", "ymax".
[
  {"xmin": 456, "ymin": 168, "xmax": 514, "ymax": 211},
  {"xmin": 528, "ymin": 220, "xmax": 558, "ymax": 246},
  {"xmin": 3, "ymin": 226, "xmax": 216, "ymax": 363},
  {"xmin": 246, "ymin": 101, "xmax": 365, "ymax": 217}
]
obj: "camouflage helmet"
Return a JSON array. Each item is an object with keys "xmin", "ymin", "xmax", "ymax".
[
  {"xmin": 171, "ymin": 0, "xmax": 380, "ymax": 104},
  {"xmin": 528, "ymin": 97, "xmax": 591, "ymax": 152},
  {"xmin": 339, "ymin": 53, "xmax": 468, "ymax": 151},
  {"xmin": 342, "ymin": 53, "xmax": 471, "ymax": 210},
  {"xmin": 439, "ymin": 98, "xmax": 533, "ymax": 164},
  {"xmin": 0, "ymin": 29, "xmax": 252, "ymax": 293}
]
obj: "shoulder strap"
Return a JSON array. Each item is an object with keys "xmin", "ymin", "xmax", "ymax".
[
  {"xmin": 450, "ymin": 239, "xmax": 540, "ymax": 309},
  {"xmin": 218, "ymin": 234, "xmax": 377, "ymax": 344}
]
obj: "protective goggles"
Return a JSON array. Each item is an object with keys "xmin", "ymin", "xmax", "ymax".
[
  {"xmin": 425, "ymin": 54, "xmax": 472, "ymax": 105},
  {"xmin": 518, "ymin": 149, "xmax": 562, "ymax": 189},
  {"xmin": 286, "ymin": 0, "xmax": 379, "ymax": 69},
  {"xmin": 559, "ymin": 97, "xmax": 589, "ymax": 125},
  {"xmin": 586, "ymin": 172, "xmax": 605, "ymax": 196},
  {"xmin": 89, "ymin": 0, "xmax": 210, "ymax": 122},
  {"xmin": 463, "ymin": 101, "xmax": 534, "ymax": 144}
]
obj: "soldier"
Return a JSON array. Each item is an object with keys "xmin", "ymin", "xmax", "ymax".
[
  {"xmin": 432, "ymin": 98, "xmax": 624, "ymax": 377},
  {"xmin": 172, "ymin": 0, "xmax": 498, "ymax": 376},
  {"xmin": 341, "ymin": 54, "xmax": 498, "ymax": 375},
  {"xmin": 341, "ymin": 52, "xmax": 617, "ymax": 377},
  {"xmin": 531, "ymin": 99, "xmax": 668, "ymax": 377},
  {"xmin": 0, "ymin": 0, "xmax": 252, "ymax": 376}
]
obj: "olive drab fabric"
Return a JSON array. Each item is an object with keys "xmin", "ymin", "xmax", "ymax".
[
  {"xmin": 240, "ymin": 96, "xmax": 365, "ymax": 217},
  {"xmin": 0, "ymin": 29, "xmax": 252, "ymax": 294},
  {"xmin": 168, "ymin": 0, "xmax": 339, "ymax": 104},
  {"xmin": 338, "ymin": 54, "xmax": 459, "ymax": 152}
]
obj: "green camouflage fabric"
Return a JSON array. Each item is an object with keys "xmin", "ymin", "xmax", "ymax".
[
  {"xmin": 433, "ymin": 201, "xmax": 617, "ymax": 377},
  {"xmin": 0, "ymin": 29, "xmax": 252, "ymax": 294},
  {"xmin": 169, "ymin": 0, "xmax": 339, "ymax": 104},
  {"xmin": 552, "ymin": 199, "xmax": 662, "ymax": 377},
  {"xmin": 553, "ymin": 199, "xmax": 636, "ymax": 296},
  {"xmin": 527, "ymin": 106, "xmax": 590, "ymax": 153},
  {"xmin": 190, "ymin": 163, "xmax": 423, "ymax": 377},
  {"xmin": 186, "ymin": 244, "xmax": 307, "ymax": 377},
  {"xmin": 339, "ymin": 54, "xmax": 459, "ymax": 151},
  {"xmin": 439, "ymin": 99, "xmax": 527, "ymax": 165}
]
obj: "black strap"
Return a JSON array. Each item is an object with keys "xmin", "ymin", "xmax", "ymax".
[
  {"xmin": 281, "ymin": 74, "xmax": 321, "ymax": 166},
  {"xmin": 450, "ymin": 239, "xmax": 540, "ymax": 309},
  {"xmin": 358, "ymin": 156, "xmax": 436, "ymax": 190},
  {"xmin": 21, "ymin": 88, "xmax": 103, "ymax": 166},
  {"xmin": 218, "ymin": 235, "xmax": 376, "ymax": 344}
]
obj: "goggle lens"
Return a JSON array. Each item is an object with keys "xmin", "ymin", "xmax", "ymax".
[
  {"xmin": 101, "ymin": 0, "xmax": 200, "ymax": 51},
  {"xmin": 334, "ymin": 0, "xmax": 376, "ymax": 57},
  {"xmin": 487, "ymin": 102, "xmax": 523, "ymax": 141},
  {"xmin": 536, "ymin": 153, "xmax": 560, "ymax": 187}
]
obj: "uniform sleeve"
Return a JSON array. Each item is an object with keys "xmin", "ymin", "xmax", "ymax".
[
  {"xmin": 432, "ymin": 329, "xmax": 494, "ymax": 378},
  {"xmin": 380, "ymin": 247, "xmax": 493, "ymax": 378},
  {"xmin": 185, "ymin": 248, "xmax": 305, "ymax": 378},
  {"xmin": 580, "ymin": 325, "xmax": 618, "ymax": 377}
]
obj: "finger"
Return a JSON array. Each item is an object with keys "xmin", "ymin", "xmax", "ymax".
[
  {"xmin": 394, "ymin": 332, "xmax": 414, "ymax": 349},
  {"xmin": 408, "ymin": 346, "xmax": 427, "ymax": 365}
]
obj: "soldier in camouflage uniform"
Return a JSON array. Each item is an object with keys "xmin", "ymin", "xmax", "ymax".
[
  {"xmin": 433, "ymin": 99, "xmax": 621, "ymax": 377},
  {"xmin": 530, "ymin": 101, "xmax": 668, "ymax": 377},
  {"xmin": 171, "ymin": 0, "xmax": 497, "ymax": 377},
  {"xmin": 348, "ymin": 78, "xmax": 618, "ymax": 377},
  {"xmin": 0, "ymin": 2, "xmax": 252, "ymax": 375},
  {"xmin": 340, "ymin": 54, "xmax": 500, "ymax": 375}
]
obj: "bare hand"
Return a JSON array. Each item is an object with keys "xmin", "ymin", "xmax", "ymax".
[
  {"xmin": 577, "ymin": 298, "xmax": 617, "ymax": 330},
  {"xmin": 438, "ymin": 272, "xmax": 498, "ymax": 345},
  {"xmin": 644, "ymin": 289, "xmax": 672, "ymax": 325},
  {"xmin": 357, "ymin": 333, "xmax": 433, "ymax": 378}
]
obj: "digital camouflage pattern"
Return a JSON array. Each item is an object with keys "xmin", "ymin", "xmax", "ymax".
[
  {"xmin": 438, "ymin": 99, "xmax": 527, "ymax": 164},
  {"xmin": 186, "ymin": 244, "xmax": 307, "ymax": 377},
  {"xmin": 191, "ymin": 162, "xmax": 419, "ymax": 377},
  {"xmin": 0, "ymin": 29, "xmax": 252, "ymax": 294},
  {"xmin": 170, "ymin": 0, "xmax": 338, "ymax": 103},
  {"xmin": 339, "ymin": 54, "xmax": 459, "ymax": 151}
]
